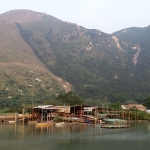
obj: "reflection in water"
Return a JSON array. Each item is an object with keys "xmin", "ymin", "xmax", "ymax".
[
  {"xmin": 149, "ymin": 125, "xmax": 150, "ymax": 131},
  {"xmin": 0, "ymin": 122, "xmax": 150, "ymax": 150}
]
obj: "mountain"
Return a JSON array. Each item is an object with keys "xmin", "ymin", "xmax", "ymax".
[
  {"xmin": 0, "ymin": 9, "xmax": 150, "ymax": 107},
  {"xmin": 0, "ymin": 10, "xmax": 71, "ymax": 107}
]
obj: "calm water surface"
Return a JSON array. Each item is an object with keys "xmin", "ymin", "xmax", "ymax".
[{"xmin": 0, "ymin": 122, "xmax": 150, "ymax": 150}]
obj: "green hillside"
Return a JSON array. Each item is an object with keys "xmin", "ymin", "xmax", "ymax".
[
  {"xmin": 1, "ymin": 10, "xmax": 150, "ymax": 106},
  {"xmin": 0, "ymin": 12, "xmax": 70, "ymax": 108}
]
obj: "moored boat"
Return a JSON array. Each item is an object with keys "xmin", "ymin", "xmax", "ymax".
[
  {"xmin": 55, "ymin": 122, "xmax": 66, "ymax": 127},
  {"xmin": 8, "ymin": 120, "xmax": 16, "ymax": 124},
  {"xmin": 35, "ymin": 121, "xmax": 54, "ymax": 127},
  {"xmin": 28, "ymin": 121, "xmax": 37, "ymax": 125}
]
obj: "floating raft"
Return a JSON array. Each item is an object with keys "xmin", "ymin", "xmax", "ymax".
[
  {"xmin": 101, "ymin": 124, "xmax": 130, "ymax": 129},
  {"xmin": 103, "ymin": 118, "xmax": 127, "ymax": 123}
]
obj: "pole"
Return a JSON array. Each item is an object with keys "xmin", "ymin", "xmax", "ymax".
[
  {"xmin": 81, "ymin": 105, "xmax": 82, "ymax": 118},
  {"xmin": 15, "ymin": 112, "xmax": 17, "ymax": 122},
  {"xmin": 41, "ymin": 109, "xmax": 43, "ymax": 122},
  {"xmin": 74, "ymin": 105, "xmax": 75, "ymax": 117},
  {"xmin": 95, "ymin": 106, "xmax": 96, "ymax": 125},
  {"xmin": 50, "ymin": 110, "xmax": 52, "ymax": 120},
  {"xmin": 22, "ymin": 107, "xmax": 25, "ymax": 124}
]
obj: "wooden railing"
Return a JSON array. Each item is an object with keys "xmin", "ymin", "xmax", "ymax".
[
  {"xmin": 0, "ymin": 113, "xmax": 32, "ymax": 120},
  {"xmin": 0, "ymin": 113, "xmax": 16, "ymax": 117}
]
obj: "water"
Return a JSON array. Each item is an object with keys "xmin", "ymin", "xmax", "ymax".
[{"xmin": 0, "ymin": 122, "xmax": 150, "ymax": 150}]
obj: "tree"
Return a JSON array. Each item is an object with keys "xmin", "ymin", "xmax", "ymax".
[
  {"xmin": 108, "ymin": 102, "xmax": 122, "ymax": 110},
  {"xmin": 143, "ymin": 95, "xmax": 150, "ymax": 109},
  {"xmin": 56, "ymin": 91, "xmax": 84, "ymax": 105}
]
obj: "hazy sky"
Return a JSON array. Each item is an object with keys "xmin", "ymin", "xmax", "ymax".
[{"xmin": 0, "ymin": 0, "xmax": 150, "ymax": 33}]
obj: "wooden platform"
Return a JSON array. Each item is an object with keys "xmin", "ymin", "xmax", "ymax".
[
  {"xmin": 0, "ymin": 113, "xmax": 32, "ymax": 122},
  {"xmin": 101, "ymin": 124, "xmax": 130, "ymax": 129}
]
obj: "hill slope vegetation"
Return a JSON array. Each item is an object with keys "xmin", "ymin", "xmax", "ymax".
[{"xmin": 0, "ymin": 10, "xmax": 150, "ymax": 106}]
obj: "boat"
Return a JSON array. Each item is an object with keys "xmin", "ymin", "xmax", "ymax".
[
  {"xmin": 8, "ymin": 120, "xmax": 16, "ymax": 124},
  {"xmin": 28, "ymin": 121, "xmax": 37, "ymax": 125},
  {"xmin": 55, "ymin": 122, "xmax": 66, "ymax": 127},
  {"xmin": 103, "ymin": 118, "xmax": 127, "ymax": 123},
  {"xmin": 101, "ymin": 118, "xmax": 130, "ymax": 129},
  {"xmin": 35, "ymin": 121, "xmax": 54, "ymax": 127}
]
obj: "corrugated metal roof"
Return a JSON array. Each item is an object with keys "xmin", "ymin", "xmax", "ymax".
[
  {"xmin": 46, "ymin": 107, "xmax": 59, "ymax": 110},
  {"xmin": 103, "ymin": 118, "xmax": 126, "ymax": 122},
  {"xmin": 34, "ymin": 105, "xmax": 53, "ymax": 109},
  {"xmin": 84, "ymin": 107, "xmax": 98, "ymax": 112}
]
